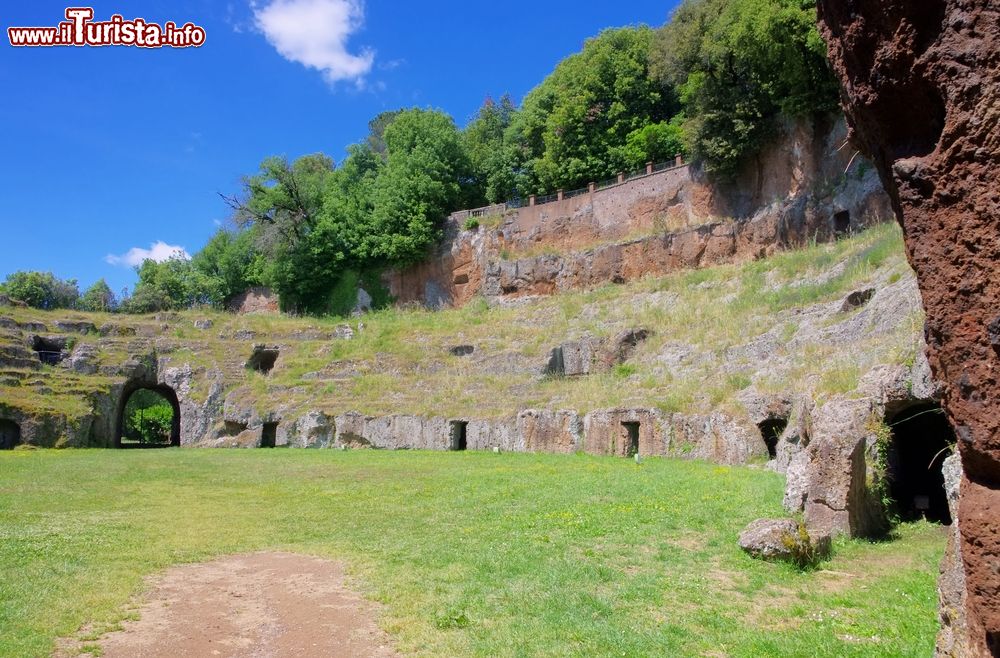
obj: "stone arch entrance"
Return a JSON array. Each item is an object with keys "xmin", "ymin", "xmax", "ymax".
[
  {"xmin": 0, "ymin": 419, "xmax": 21, "ymax": 450},
  {"xmin": 886, "ymin": 402, "xmax": 955, "ymax": 524},
  {"xmin": 115, "ymin": 383, "xmax": 181, "ymax": 448}
]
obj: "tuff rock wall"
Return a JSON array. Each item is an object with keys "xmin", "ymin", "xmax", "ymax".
[
  {"xmin": 386, "ymin": 117, "xmax": 892, "ymax": 308},
  {"xmin": 817, "ymin": 2, "xmax": 1000, "ymax": 654}
]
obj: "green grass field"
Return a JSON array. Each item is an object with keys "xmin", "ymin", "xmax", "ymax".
[{"xmin": 0, "ymin": 450, "xmax": 944, "ymax": 657}]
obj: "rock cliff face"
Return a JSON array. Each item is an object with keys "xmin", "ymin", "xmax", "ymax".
[
  {"xmin": 817, "ymin": 1, "xmax": 1000, "ymax": 653},
  {"xmin": 387, "ymin": 118, "xmax": 892, "ymax": 308}
]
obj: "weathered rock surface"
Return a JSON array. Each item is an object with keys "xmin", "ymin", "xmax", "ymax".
[
  {"xmin": 64, "ymin": 343, "xmax": 99, "ymax": 375},
  {"xmin": 738, "ymin": 518, "xmax": 831, "ymax": 563},
  {"xmin": 818, "ymin": 1, "xmax": 1000, "ymax": 650},
  {"xmin": 801, "ymin": 398, "xmax": 883, "ymax": 538},
  {"xmin": 740, "ymin": 518, "xmax": 801, "ymax": 560},
  {"xmin": 227, "ymin": 287, "xmax": 280, "ymax": 315},
  {"xmin": 584, "ymin": 408, "xmax": 664, "ymax": 457},
  {"xmin": 54, "ymin": 320, "xmax": 96, "ymax": 335},
  {"xmin": 543, "ymin": 337, "xmax": 599, "ymax": 377},
  {"xmin": 387, "ymin": 118, "xmax": 892, "ymax": 308},
  {"xmin": 543, "ymin": 329, "xmax": 650, "ymax": 377},
  {"xmin": 937, "ymin": 454, "xmax": 970, "ymax": 657},
  {"xmin": 518, "ymin": 410, "xmax": 581, "ymax": 454},
  {"xmin": 666, "ymin": 412, "xmax": 767, "ymax": 465}
]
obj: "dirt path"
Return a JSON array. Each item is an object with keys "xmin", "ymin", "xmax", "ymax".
[{"xmin": 69, "ymin": 552, "xmax": 400, "ymax": 658}]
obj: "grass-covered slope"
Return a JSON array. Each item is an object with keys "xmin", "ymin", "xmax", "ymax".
[
  {"xmin": 0, "ymin": 450, "xmax": 943, "ymax": 657},
  {"xmin": 0, "ymin": 223, "xmax": 920, "ymax": 433}
]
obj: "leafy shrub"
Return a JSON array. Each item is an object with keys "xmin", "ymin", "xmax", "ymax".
[
  {"xmin": 780, "ymin": 522, "xmax": 830, "ymax": 570},
  {"xmin": 463, "ymin": 218, "xmax": 480, "ymax": 231}
]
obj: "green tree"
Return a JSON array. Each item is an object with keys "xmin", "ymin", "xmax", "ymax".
[
  {"xmin": 226, "ymin": 153, "xmax": 346, "ymax": 313},
  {"xmin": 0, "ymin": 271, "xmax": 79, "ymax": 309},
  {"xmin": 507, "ymin": 27, "xmax": 678, "ymax": 194},
  {"xmin": 463, "ymin": 94, "xmax": 518, "ymax": 204},
  {"xmin": 620, "ymin": 116, "xmax": 687, "ymax": 169},
  {"xmin": 365, "ymin": 110, "xmax": 404, "ymax": 158},
  {"xmin": 651, "ymin": 0, "xmax": 840, "ymax": 176},
  {"xmin": 359, "ymin": 108, "xmax": 471, "ymax": 265},
  {"xmin": 190, "ymin": 228, "xmax": 264, "ymax": 305},
  {"xmin": 79, "ymin": 279, "xmax": 117, "ymax": 312},
  {"xmin": 122, "ymin": 257, "xmax": 218, "ymax": 313}
]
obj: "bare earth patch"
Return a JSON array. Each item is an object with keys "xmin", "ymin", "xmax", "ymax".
[{"xmin": 62, "ymin": 552, "xmax": 399, "ymax": 658}]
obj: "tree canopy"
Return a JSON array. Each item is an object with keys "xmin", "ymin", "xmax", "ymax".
[
  {"xmin": 651, "ymin": 0, "xmax": 839, "ymax": 175},
  {"xmin": 503, "ymin": 27, "xmax": 679, "ymax": 197},
  {"xmin": 0, "ymin": 271, "xmax": 79, "ymax": 310},
  {"xmin": 6, "ymin": 4, "xmax": 842, "ymax": 317}
]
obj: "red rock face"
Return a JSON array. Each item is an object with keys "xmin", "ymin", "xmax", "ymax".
[{"xmin": 817, "ymin": 2, "xmax": 1000, "ymax": 653}]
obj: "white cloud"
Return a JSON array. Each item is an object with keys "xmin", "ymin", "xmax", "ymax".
[
  {"xmin": 105, "ymin": 241, "xmax": 191, "ymax": 267},
  {"xmin": 253, "ymin": 0, "xmax": 374, "ymax": 85}
]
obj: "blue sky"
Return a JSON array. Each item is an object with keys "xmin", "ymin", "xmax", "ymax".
[{"xmin": 1, "ymin": 0, "xmax": 679, "ymax": 295}]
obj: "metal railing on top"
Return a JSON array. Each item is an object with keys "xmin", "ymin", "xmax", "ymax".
[{"xmin": 449, "ymin": 158, "xmax": 688, "ymax": 224}]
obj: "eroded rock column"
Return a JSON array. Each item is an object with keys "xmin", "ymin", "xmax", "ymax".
[{"xmin": 816, "ymin": 1, "xmax": 1000, "ymax": 653}]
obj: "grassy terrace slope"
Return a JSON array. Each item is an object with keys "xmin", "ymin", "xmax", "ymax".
[
  {"xmin": 0, "ymin": 223, "xmax": 920, "ymax": 427},
  {"xmin": 0, "ymin": 450, "xmax": 944, "ymax": 657}
]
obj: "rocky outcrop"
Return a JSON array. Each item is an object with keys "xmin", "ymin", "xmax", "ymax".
[
  {"xmin": 518, "ymin": 410, "xmax": 581, "ymax": 454},
  {"xmin": 801, "ymin": 398, "xmax": 882, "ymax": 538},
  {"xmin": 0, "ymin": 404, "xmax": 92, "ymax": 448},
  {"xmin": 583, "ymin": 408, "xmax": 664, "ymax": 457},
  {"xmin": 227, "ymin": 287, "xmax": 280, "ymax": 315},
  {"xmin": 542, "ymin": 329, "xmax": 651, "ymax": 377},
  {"xmin": 666, "ymin": 412, "xmax": 768, "ymax": 465},
  {"xmin": 817, "ymin": 2, "xmax": 1000, "ymax": 651},
  {"xmin": 387, "ymin": 118, "xmax": 892, "ymax": 308}
]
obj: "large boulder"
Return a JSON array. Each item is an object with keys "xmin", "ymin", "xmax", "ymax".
[
  {"xmin": 739, "ymin": 518, "xmax": 831, "ymax": 564},
  {"xmin": 63, "ymin": 343, "xmax": 99, "ymax": 375},
  {"xmin": 278, "ymin": 411, "xmax": 335, "ymax": 449}
]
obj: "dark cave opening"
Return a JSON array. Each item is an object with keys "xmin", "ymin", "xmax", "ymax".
[
  {"xmin": 260, "ymin": 422, "xmax": 278, "ymax": 448},
  {"xmin": 834, "ymin": 210, "xmax": 851, "ymax": 236},
  {"xmin": 450, "ymin": 421, "xmax": 468, "ymax": 451},
  {"xmin": 32, "ymin": 335, "xmax": 66, "ymax": 365},
  {"xmin": 758, "ymin": 417, "xmax": 787, "ymax": 460},
  {"xmin": 246, "ymin": 346, "xmax": 280, "ymax": 375},
  {"xmin": 0, "ymin": 419, "xmax": 21, "ymax": 450},
  {"xmin": 886, "ymin": 403, "xmax": 954, "ymax": 524}
]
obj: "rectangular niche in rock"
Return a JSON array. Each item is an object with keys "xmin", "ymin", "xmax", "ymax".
[
  {"xmin": 449, "ymin": 420, "xmax": 468, "ymax": 451},
  {"xmin": 260, "ymin": 422, "xmax": 278, "ymax": 448},
  {"xmin": 834, "ymin": 210, "xmax": 851, "ymax": 236},
  {"xmin": 31, "ymin": 335, "xmax": 67, "ymax": 365},
  {"xmin": 245, "ymin": 345, "xmax": 280, "ymax": 375},
  {"xmin": 622, "ymin": 421, "xmax": 640, "ymax": 457}
]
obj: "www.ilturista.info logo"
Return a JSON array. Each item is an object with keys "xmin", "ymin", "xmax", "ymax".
[{"xmin": 8, "ymin": 8, "xmax": 206, "ymax": 48}]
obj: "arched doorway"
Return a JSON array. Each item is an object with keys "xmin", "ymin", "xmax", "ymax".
[
  {"xmin": 116, "ymin": 384, "xmax": 181, "ymax": 448},
  {"xmin": 0, "ymin": 419, "xmax": 21, "ymax": 450},
  {"xmin": 886, "ymin": 403, "xmax": 955, "ymax": 524}
]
